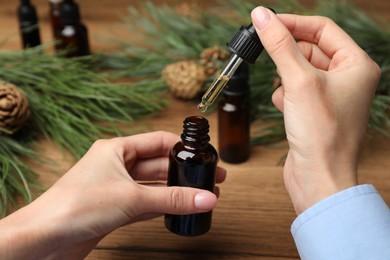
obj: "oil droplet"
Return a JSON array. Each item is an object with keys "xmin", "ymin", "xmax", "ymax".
[{"xmin": 198, "ymin": 102, "xmax": 208, "ymax": 113}]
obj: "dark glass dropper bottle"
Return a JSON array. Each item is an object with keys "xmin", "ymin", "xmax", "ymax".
[
  {"xmin": 17, "ymin": 0, "xmax": 41, "ymax": 48},
  {"xmin": 165, "ymin": 116, "xmax": 218, "ymax": 236},
  {"xmin": 218, "ymin": 63, "xmax": 251, "ymax": 163},
  {"xmin": 49, "ymin": 0, "xmax": 63, "ymax": 41},
  {"xmin": 57, "ymin": 0, "xmax": 90, "ymax": 57}
]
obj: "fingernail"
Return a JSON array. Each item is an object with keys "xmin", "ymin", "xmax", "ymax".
[
  {"xmin": 251, "ymin": 6, "xmax": 271, "ymax": 30},
  {"xmin": 194, "ymin": 192, "xmax": 217, "ymax": 210}
]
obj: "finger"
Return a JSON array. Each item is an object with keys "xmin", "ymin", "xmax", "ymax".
[
  {"xmin": 139, "ymin": 186, "xmax": 218, "ymax": 215},
  {"xmin": 131, "ymin": 156, "xmax": 227, "ymax": 184},
  {"xmin": 215, "ymin": 167, "xmax": 227, "ymax": 183},
  {"xmin": 278, "ymin": 14, "xmax": 361, "ymax": 58},
  {"xmin": 214, "ymin": 186, "xmax": 220, "ymax": 198},
  {"xmin": 129, "ymin": 184, "xmax": 218, "ymax": 222},
  {"xmin": 140, "ymin": 183, "xmax": 222, "ymax": 197},
  {"xmin": 121, "ymin": 131, "xmax": 180, "ymax": 162},
  {"xmin": 251, "ymin": 7, "xmax": 309, "ymax": 77},
  {"xmin": 297, "ymin": 41, "xmax": 331, "ymax": 71},
  {"xmin": 272, "ymin": 86, "xmax": 284, "ymax": 112},
  {"xmin": 130, "ymin": 157, "xmax": 170, "ymax": 180}
]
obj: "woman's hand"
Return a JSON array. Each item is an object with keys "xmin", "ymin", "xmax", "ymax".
[
  {"xmin": 0, "ymin": 131, "xmax": 226, "ymax": 259},
  {"xmin": 251, "ymin": 7, "xmax": 381, "ymax": 214}
]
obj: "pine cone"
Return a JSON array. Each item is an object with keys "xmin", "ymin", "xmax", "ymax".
[
  {"xmin": 200, "ymin": 46, "xmax": 230, "ymax": 77},
  {"xmin": 162, "ymin": 60, "xmax": 206, "ymax": 100},
  {"xmin": 0, "ymin": 81, "xmax": 31, "ymax": 135}
]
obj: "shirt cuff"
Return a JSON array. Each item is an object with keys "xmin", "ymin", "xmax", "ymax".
[{"xmin": 291, "ymin": 184, "xmax": 390, "ymax": 260}]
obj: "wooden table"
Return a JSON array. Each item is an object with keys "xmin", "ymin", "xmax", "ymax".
[{"xmin": 1, "ymin": 1, "xmax": 390, "ymax": 259}]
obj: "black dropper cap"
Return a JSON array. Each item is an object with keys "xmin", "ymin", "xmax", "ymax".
[
  {"xmin": 226, "ymin": 24, "xmax": 263, "ymax": 64},
  {"xmin": 60, "ymin": 0, "xmax": 80, "ymax": 25},
  {"xmin": 223, "ymin": 63, "xmax": 250, "ymax": 95},
  {"xmin": 226, "ymin": 8, "xmax": 276, "ymax": 64},
  {"xmin": 18, "ymin": 0, "xmax": 38, "ymax": 24}
]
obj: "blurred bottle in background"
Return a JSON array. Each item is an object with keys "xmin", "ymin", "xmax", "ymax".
[
  {"xmin": 17, "ymin": 0, "xmax": 41, "ymax": 48},
  {"xmin": 218, "ymin": 63, "xmax": 251, "ymax": 164},
  {"xmin": 57, "ymin": 0, "xmax": 90, "ymax": 57}
]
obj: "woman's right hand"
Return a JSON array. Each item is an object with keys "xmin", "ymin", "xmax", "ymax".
[{"xmin": 251, "ymin": 7, "xmax": 381, "ymax": 214}]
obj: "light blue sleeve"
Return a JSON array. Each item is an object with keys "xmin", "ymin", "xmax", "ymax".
[{"xmin": 291, "ymin": 184, "xmax": 390, "ymax": 260}]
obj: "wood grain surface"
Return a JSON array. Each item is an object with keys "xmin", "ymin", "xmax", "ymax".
[{"xmin": 1, "ymin": 1, "xmax": 389, "ymax": 259}]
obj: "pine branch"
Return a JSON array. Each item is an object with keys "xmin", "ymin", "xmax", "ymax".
[{"xmin": 0, "ymin": 48, "xmax": 168, "ymax": 216}]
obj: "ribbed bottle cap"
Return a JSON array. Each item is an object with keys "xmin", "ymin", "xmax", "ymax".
[{"xmin": 226, "ymin": 23, "xmax": 263, "ymax": 64}]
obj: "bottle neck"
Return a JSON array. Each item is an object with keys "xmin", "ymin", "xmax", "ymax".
[
  {"xmin": 18, "ymin": 1, "xmax": 38, "ymax": 23},
  {"xmin": 222, "ymin": 62, "xmax": 250, "ymax": 96},
  {"xmin": 21, "ymin": 0, "xmax": 31, "ymax": 5},
  {"xmin": 181, "ymin": 116, "xmax": 210, "ymax": 149},
  {"xmin": 61, "ymin": 0, "xmax": 81, "ymax": 25}
]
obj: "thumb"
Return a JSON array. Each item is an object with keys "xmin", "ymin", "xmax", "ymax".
[
  {"xmin": 139, "ymin": 186, "xmax": 218, "ymax": 215},
  {"xmin": 251, "ymin": 7, "xmax": 308, "ymax": 78}
]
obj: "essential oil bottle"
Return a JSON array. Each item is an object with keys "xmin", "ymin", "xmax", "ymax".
[
  {"xmin": 49, "ymin": 0, "xmax": 63, "ymax": 41},
  {"xmin": 165, "ymin": 116, "xmax": 218, "ymax": 236},
  {"xmin": 57, "ymin": 0, "xmax": 90, "ymax": 57},
  {"xmin": 218, "ymin": 63, "xmax": 251, "ymax": 164},
  {"xmin": 17, "ymin": 0, "xmax": 41, "ymax": 48}
]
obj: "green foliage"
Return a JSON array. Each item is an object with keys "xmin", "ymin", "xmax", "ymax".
[
  {"xmin": 0, "ymin": 134, "xmax": 40, "ymax": 216},
  {"xmin": 0, "ymin": 47, "xmax": 167, "ymax": 216},
  {"xmin": 99, "ymin": 2, "xmax": 238, "ymax": 77}
]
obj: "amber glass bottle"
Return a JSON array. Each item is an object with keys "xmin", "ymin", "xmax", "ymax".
[
  {"xmin": 165, "ymin": 116, "xmax": 218, "ymax": 236},
  {"xmin": 218, "ymin": 63, "xmax": 250, "ymax": 164},
  {"xmin": 49, "ymin": 0, "xmax": 63, "ymax": 41},
  {"xmin": 57, "ymin": 0, "xmax": 90, "ymax": 57},
  {"xmin": 17, "ymin": 0, "xmax": 41, "ymax": 48}
]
